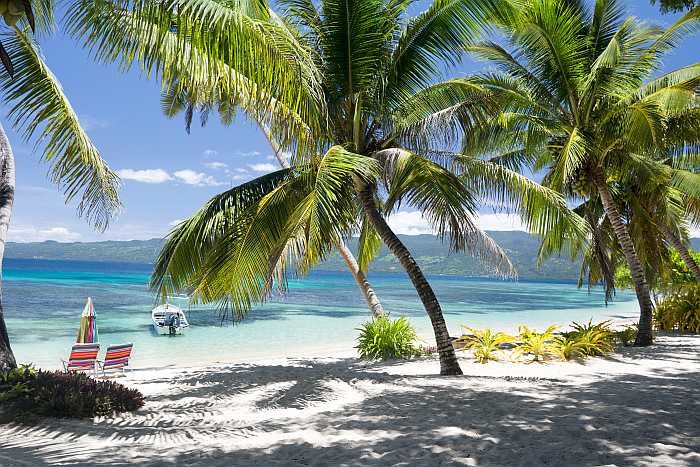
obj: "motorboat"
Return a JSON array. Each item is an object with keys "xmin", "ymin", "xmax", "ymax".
[{"xmin": 151, "ymin": 304, "xmax": 189, "ymax": 335}]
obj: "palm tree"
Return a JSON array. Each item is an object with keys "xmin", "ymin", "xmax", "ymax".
[
  {"xmin": 0, "ymin": 4, "xmax": 121, "ymax": 370},
  {"xmin": 463, "ymin": 0, "xmax": 700, "ymax": 345},
  {"xmin": 82, "ymin": 0, "xmax": 587, "ymax": 375},
  {"xmin": 159, "ymin": 86, "xmax": 386, "ymax": 317}
]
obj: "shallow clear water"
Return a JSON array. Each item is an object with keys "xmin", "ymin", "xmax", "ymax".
[{"xmin": 4, "ymin": 258, "xmax": 639, "ymax": 369}]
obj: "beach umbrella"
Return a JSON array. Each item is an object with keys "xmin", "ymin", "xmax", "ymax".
[{"xmin": 76, "ymin": 297, "xmax": 99, "ymax": 344}]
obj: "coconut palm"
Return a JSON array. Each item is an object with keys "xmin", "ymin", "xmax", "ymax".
[
  {"xmin": 463, "ymin": 0, "xmax": 700, "ymax": 345},
  {"xmin": 82, "ymin": 0, "xmax": 590, "ymax": 375},
  {"xmin": 0, "ymin": 3, "xmax": 121, "ymax": 370}
]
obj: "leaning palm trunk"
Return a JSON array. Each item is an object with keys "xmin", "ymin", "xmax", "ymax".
[
  {"xmin": 261, "ymin": 124, "xmax": 385, "ymax": 317},
  {"xmin": 593, "ymin": 168, "xmax": 654, "ymax": 346},
  {"xmin": 658, "ymin": 223, "xmax": 700, "ymax": 283},
  {"xmin": 357, "ymin": 182, "xmax": 462, "ymax": 375},
  {"xmin": 0, "ymin": 123, "xmax": 16, "ymax": 371}
]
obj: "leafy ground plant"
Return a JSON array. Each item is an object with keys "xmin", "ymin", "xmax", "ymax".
[
  {"xmin": 614, "ymin": 324, "xmax": 639, "ymax": 347},
  {"xmin": 655, "ymin": 285, "xmax": 700, "ymax": 333},
  {"xmin": 564, "ymin": 320, "xmax": 616, "ymax": 357},
  {"xmin": 513, "ymin": 325, "xmax": 558, "ymax": 363},
  {"xmin": 456, "ymin": 327, "xmax": 512, "ymax": 363},
  {"xmin": 553, "ymin": 336, "xmax": 585, "ymax": 361},
  {"xmin": 0, "ymin": 364, "xmax": 144, "ymax": 419},
  {"xmin": 356, "ymin": 316, "xmax": 422, "ymax": 361}
]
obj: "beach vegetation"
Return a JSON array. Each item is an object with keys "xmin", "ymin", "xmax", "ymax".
[
  {"xmin": 655, "ymin": 285, "xmax": 700, "ymax": 333},
  {"xmin": 614, "ymin": 324, "xmax": 639, "ymax": 347},
  {"xmin": 126, "ymin": 0, "xmax": 587, "ymax": 377},
  {"xmin": 465, "ymin": 0, "xmax": 700, "ymax": 346},
  {"xmin": 513, "ymin": 325, "xmax": 558, "ymax": 362},
  {"xmin": 0, "ymin": 365, "xmax": 144, "ymax": 419},
  {"xmin": 562, "ymin": 320, "xmax": 616, "ymax": 357},
  {"xmin": 0, "ymin": 1, "xmax": 121, "ymax": 371},
  {"xmin": 552, "ymin": 335, "xmax": 585, "ymax": 361},
  {"xmin": 356, "ymin": 316, "xmax": 422, "ymax": 361},
  {"xmin": 456, "ymin": 326, "xmax": 512, "ymax": 363}
]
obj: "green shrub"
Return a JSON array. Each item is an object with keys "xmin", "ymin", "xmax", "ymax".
[
  {"xmin": 0, "ymin": 365, "xmax": 144, "ymax": 418},
  {"xmin": 553, "ymin": 335, "xmax": 585, "ymax": 361},
  {"xmin": 562, "ymin": 320, "xmax": 615, "ymax": 357},
  {"xmin": 356, "ymin": 316, "xmax": 423, "ymax": 361},
  {"xmin": 614, "ymin": 324, "xmax": 638, "ymax": 346},
  {"xmin": 513, "ymin": 325, "xmax": 558, "ymax": 362},
  {"xmin": 655, "ymin": 285, "xmax": 700, "ymax": 333},
  {"xmin": 456, "ymin": 326, "xmax": 512, "ymax": 363}
]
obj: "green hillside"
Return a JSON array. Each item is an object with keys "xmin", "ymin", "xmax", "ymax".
[{"xmin": 5, "ymin": 231, "xmax": 587, "ymax": 280}]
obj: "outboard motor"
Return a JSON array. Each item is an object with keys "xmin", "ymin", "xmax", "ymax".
[{"xmin": 165, "ymin": 313, "xmax": 177, "ymax": 335}]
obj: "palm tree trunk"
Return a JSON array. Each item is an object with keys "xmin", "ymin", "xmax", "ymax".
[
  {"xmin": 357, "ymin": 182, "xmax": 462, "ymax": 375},
  {"xmin": 592, "ymin": 167, "xmax": 654, "ymax": 346},
  {"xmin": 259, "ymin": 124, "xmax": 385, "ymax": 317},
  {"xmin": 0, "ymin": 123, "xmax": 16, "ymax": 371},
  {"xmin": 658, "ymin": 223, "xmax": 700, "ymax": 283}
]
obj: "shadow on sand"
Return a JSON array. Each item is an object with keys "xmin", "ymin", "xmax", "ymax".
[{"xmin": 0, "ymin": 336, "xmax": 699, "ymax": 466}]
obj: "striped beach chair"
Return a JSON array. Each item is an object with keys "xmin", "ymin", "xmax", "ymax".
[
  {"xmin": 97, "ymin": 343, "xmax": 134, "ymax": 376},
  {"xmin": 62, "ymin": 343, "xmax": 100, "ymax": 375}
]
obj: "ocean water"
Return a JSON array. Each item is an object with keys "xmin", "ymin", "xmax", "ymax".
[{"xmin": 4, "ymin": 258, "xmax": 639, "ymax": 369}]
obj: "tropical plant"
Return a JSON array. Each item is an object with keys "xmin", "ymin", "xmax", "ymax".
[
  {"xmin": 614, "ymin": 324, "xmax": 639, "ymax": 346},
  {"xmin": 552, "ymin": 335, "xmax": 585, "ymax": 361},
  {"xmin": 616, "ymin": 249, "xmax": 700, "ymax": 293},
  {"xmin": 0, "ymin": 365, "xmax": 144, "ymax": 418},
  {"xmin": 513, "ymin": 325, "xmax": 558, "ymax": 362},
  {"xmin": 456, "ymin": 326, "xmax": 512, "ymax": 363},
  {"xmin": 0, "ymin": 2, "xmax": 121, "ymax": 371},
  {"xmin": 356, "ymin": 316, "xmax": 422, "ymax": 361},
  {"xmin": 654, "ymin": 284, "xmax": 700, "ymax": 333},
  {"xmin": 653, "ymin": 0, "xmax": 698, "ymax": 13},
  {"xmin": 563, "ymin": 320, "xmax": 616, "ymax": 357},
  {"xmin": 83, "ymin": 0, "xmax": 589, "ymax": 376},
  {"xmin": 464, "ymin": 0, "xmax": 700, "ymax": 345}
]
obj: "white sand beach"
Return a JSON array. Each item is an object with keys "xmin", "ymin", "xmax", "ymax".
[{"xmin": 1, "ymin": 334, "xmax": 699, "ymax": 466}]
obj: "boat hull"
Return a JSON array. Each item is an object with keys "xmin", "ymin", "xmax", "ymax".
[{"xmin": 152, "ymin": 323, "xmax": 188, "ymax": 335}]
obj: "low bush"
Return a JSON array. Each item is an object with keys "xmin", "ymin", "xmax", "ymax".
[
  {"xmin": 356, "ymin": 316, "xmax": 423, "ymax": 361},
  {"xmin": 614, "ymin": 324, "xmax": 638, "ymax": 346},
  {"xmin": 456, "ymin": 327, "xmax": 512, "ymax": 363},
  {"xmin": 655, "ymin": 285, "xmax": 700, "ymax": 333},
  {"xmin": 513, "ymin": 325, "xmax": 558, "ymax": 362},
  {"xmin": 0, "ymin": 365, "xmax": 144, "ymax": 419},
  {"xmin": 562, "ymin": 320, "xmax": 615, "ymax": 357},
  {"xmin": 552, "ymin": 335, "xmax": 584, "ymax": 361}
]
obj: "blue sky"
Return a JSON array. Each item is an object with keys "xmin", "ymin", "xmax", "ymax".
[{"xmin": 6, "ymin": 1, "xmax": 699, "ymax": 242}]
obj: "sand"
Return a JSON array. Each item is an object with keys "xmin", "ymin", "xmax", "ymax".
[{"xmin": 1, "ymin": 334, "xmax": 699, "ymax": 466}]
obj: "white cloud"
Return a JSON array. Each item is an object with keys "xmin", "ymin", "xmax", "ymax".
[
  {"xmin": 236, "ymin": 150, "xmax": 261, "ymax": 157},
  {"xmin": 248, "ymin": 163, "xmax": 277, "ymax": 173},
  {"xmin": 173, "ymin": 169, "xmax": 224, "ymax": 187},
  {"xmin": 385, "ymin": 211, "xmax": 527, "ymax": 236},
  {"xmin": 9, "ymin": 225, "xmax": 82, "ymax": 243},
  {"xmin": 169, "ymin": 219, "xmax": 184, "ymax": 227},
  {"xmin": 231, "ymin": 175, "xmax": 246, "ymax": 181},
  {"xmin": 234, "ymin": 167, "xmax": 249, "ymax": 173},
  {"xmin": 203, "ymin": 149, "xmax": 218, "ymax": 157},
  {"xmin": 475, "ymin": 213, "xmax": 526, "ymax": 231},
  {"xmin": 386, "ymin": 211, "xmax": 435, "ymax": 235},
  {"xmin": 117, "ymin": 168, "xmax": 173, "ymax": 184},
  {"xmin": 204, "ymin": 161, "xmax": 228, "ymax": 170},
  {"xmin": 80, "ymin": 114, "xmax": 110, "ymax": 131}
]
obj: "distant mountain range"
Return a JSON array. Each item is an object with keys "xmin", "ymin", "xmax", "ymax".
[{"xmin": 8, "ymin": 233, "xmax": 700, "ymax": 280}]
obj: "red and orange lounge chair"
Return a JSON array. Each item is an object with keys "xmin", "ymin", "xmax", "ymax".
[
  {"xmin": 97, "ymin": 343, "xmax": 134, "ymax": 376},
  {"xmin": 62, "ymin": 343, "xmax": 100, "ymax": 375}
]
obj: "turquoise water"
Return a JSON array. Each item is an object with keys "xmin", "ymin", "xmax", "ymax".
[{"xmin": 4, "ymin": 259, "xmax": 639, "ymax": 369}]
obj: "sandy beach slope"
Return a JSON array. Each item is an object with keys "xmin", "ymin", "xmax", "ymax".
[{"xmin": 1, "ymin": 334, "xmax": 698, "ymax": 466}]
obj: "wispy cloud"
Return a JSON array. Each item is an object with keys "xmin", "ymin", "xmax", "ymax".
[
  {"xmin": 117, "ymin": 168, "xmax": 173, "ymax": 184},
  {"xmin": 248, "ymin": 163, "xmax": 277, "ymax": 173},
  {"xmin": 203, "ymin": 149, "xmax": 218, "ymax": 157},
  {"xmin": 80, "ymin": 114, "xmax": 110, "ymax": 131},
  {"xmin": 173, "ymin": 169, "xmax": 224, "ymax": 186},
  {"xmin": 169, "ymin": 219, "xmax": 184, "ymax": 227},
  {"xmin": 385, "ymin": 211, "xmax": 526, "ymax": 235},
  {"xmin": 236, "ymin": 150, "xmax": 261, "ymax": 157},
  {"xmin": 9, "ymin": 225, "xmax": 82, "ymax": 242},
  {"xmin": 204, "ymin": 161, "xmax": 228, "ymax": 170}
]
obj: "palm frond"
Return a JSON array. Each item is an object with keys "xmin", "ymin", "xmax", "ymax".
[{"xmin": 0, "ymin": 28, "xmax": 120, "ymax": 230}]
